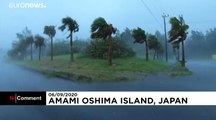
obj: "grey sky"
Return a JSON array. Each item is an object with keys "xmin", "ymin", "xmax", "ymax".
[{"xmin": 1, "ymin": 0, "xmax": 216, "ymax": 49}]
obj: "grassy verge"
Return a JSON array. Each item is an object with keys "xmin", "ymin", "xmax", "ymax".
[
  {"xmin": 168, "ymin": 62, "xmax": 193, "ymax": 77},
  {"xmin": 213, "ymin": 55, "xmax": 216, "ymax": 60},
  {"xmin": 14, "ymin": 54, "xmax": 169, "ymax": 82}
]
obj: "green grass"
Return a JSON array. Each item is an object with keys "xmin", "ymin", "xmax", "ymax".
[
  {"xmin": 15, "ymin": 54, "xmax": 169, "ymax": 82},
  {"xmin": 168, "ymin": 62, "xmax": 193, "ymax": 77},
  {"xmin": 213, "ymin": 54, "xmax": 216, "ymax": 60}
]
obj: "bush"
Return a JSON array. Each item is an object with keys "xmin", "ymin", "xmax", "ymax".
[
  {"xmin": 50, "ymin": 40, "xmax": 69, "ymax": 56},
  {"xmin": 73, "ymin": 40, "xmax": 89, "ymax": 53},
  {"xmin": 85, "ymin": 37, "xmax": 135, "ymax": 59}
]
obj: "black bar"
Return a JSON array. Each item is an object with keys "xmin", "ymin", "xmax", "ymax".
[{"xmin": 0, "ymin": 92, "xmax": 46, "ymax": 105}]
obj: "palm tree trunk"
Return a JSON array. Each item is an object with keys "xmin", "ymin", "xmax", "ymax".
[
  {"xmin": 39, "ymin": 46, "xmax": 41, "ymax": 61},
  {"xmin": 51, "ymin": 37, "xmax": 53, "ymax": 61},
  {"xmin": 70, "ymin": 31, "xmax": 74, "ymax": 61},
  {"xmin": 181, "ymin": 39, "xmax": 185, "ymax": 67},
  {"xmin": 157, "ymin": 51, "xmax": 159, "ymax": 59},
  {"xmin": 41, "ymin": 46, "xmax": 43, "ymax": 57},
  {"xmin": 153, "ymin": 50, "xmax": 156, "ymax": 60},
  {"xmin": 30, "ymin": 43, "xmax": 33, "ymax": 61},
  {"xmin": 145, "ymin": 41, "xmax": 149, "ymax": 61},
  {"xmin": 177, "ymin": 48, "xmax": 180, "ymax": 62},
  {"xmin": 108, "ymin": 35, "xmax": 113, "ymax": 66}
]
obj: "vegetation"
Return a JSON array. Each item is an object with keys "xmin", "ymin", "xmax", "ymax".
[
  {"xmin": 186, "ymin": 29, "xmax": 216, "ymax": 59},
  {"xmin": 44, "ymin": 25, "xmax": 56, "ymax": 61},
  {"xmin": 73, "ymin": 39, "xmax": 89, "ymax": 53},
  {"xmin": 90, "ymin": 17, "xmax": 117, "ymax": 66},
  {"xmin": 34, "ymin": 35, "xmax": 45, "ymax": 61},
  {"xmin": 85, "ymin": 37, "xmax": 135, "ymax": 59},
  {"xmin": 132, "ymin": 27, "xmax": 149, "ymax": 61},
  {"xmin": 16, "ymin": 54, "xmax": 168, "ymax": 82},
  {"xmin": 168, "ymin": 16, "xmax": 189, "ymax": 67},
  {"xmin": 25, "ymin": 36, "xmax": 34, "ymax": 61},
  {"xmin": 168, "ymin": 62, "xmax": 192, "ymax": 77},
  {"xmin": 59, "ymin": 17, "xmax": 79, "ymax": 62},
  {"xmin": 8, "ymin": 27, "xmax": 33, "ymax": 60},
  {"xmin": 7, "ymin": 15, "xmax": 196, "ymax": 82},
  {"xmin": 213, "ymin": 55, "xmax": 216, "ymax": 60},
  {"xmin": 147, "ymin": 34, "xmax": 163, "ymax": 60}
]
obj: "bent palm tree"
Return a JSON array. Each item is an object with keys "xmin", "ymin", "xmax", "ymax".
[
  {"xmin": 132, "ymin": 27, "xmax": 148, "ymax": 61},
  {"xmin": 59, "ymin": 17, "xmax": 79, "ymax": 61},
  {"xmin": 35, "ymin": 35, "xmax": 45, "ymax": 61},
  {"xmin": 168, "ymin": 16, "xmax": 189, "ymax": 67},
  {"xmin": 91, "ymin": 17, "xmax": 116, "ymax": 66},
  {"xmin": 44, "ymin": 25, "xmax": 56, "ymax": 61},
  {"xmin": 148, "ymin": 35, "xmax": 160, "ymax": 60}
]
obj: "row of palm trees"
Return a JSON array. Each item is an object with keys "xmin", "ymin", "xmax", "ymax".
[{"xmin": 27, "ymin": 15, "xmax": 189, "ymax": 67}]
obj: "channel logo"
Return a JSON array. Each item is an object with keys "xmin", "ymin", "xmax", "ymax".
[{"xmin": 0, "ymin": 92, "xmax": 46, "ymax": 105}]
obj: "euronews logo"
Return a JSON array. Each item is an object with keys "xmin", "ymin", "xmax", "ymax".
[{"xmin": 8, "ymin": 2, "xmax": 47, "ymax": 9}]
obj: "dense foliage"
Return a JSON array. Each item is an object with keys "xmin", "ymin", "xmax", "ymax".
[
  {"xmin": 168, "ymin": 16, "xmax": 189, "ymax": 67},
  {"xmin": 186, "ymin": 29, "xmax": 216, "ymax": 59},
  {"xmin": 90, "ymin": 17, "xmax": 117, "ymax": 65},
  {"xmin": 85, "ymin": 37, "xmax": 135, "ymax": 59},
  {"xmin": 132, "ymin": 27, "xmax": 149, "ymax": 61}
]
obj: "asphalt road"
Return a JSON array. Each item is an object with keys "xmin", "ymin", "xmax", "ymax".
[{"xmin": 0, "ymin": 60, "xmax": 216, "ymax": 120}]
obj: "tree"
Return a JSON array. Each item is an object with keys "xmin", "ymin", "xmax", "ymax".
[
  {"xmin": 168, "ymin": 16, "xmax": 189, "ymax": 67},
  {"xmin": 59, "ymin": 17, "xmax": 79, "ymax": 61},
  {"xmin": 206, "ymin": 28, "xmax": 216, "ymax": 54},
  {"xmin": 44, "ymin": 25, "xmax": 56, "ymax": 61},
  {"xmin": 34, "ymin": 35, "xmax": 45, "ymax": 61},
  {"xmin": 90, "ymin": 17, "xmax": 116, "ymax": 66},
  {"xmin": 121, "ymin": 27, "xmax": 133, "ymax": 46},
  {"xmin": 172, "ymin": 40, "xmax": 181, "ymax": 61},
  {"xmin": 148, "ymin": 35, "xmax": 161, "ymax": 60},
  {"xmin": 154, "ymin": 31, "xmax": 165, "ymax": 59},
  {"xmin": 132, "ymin": 27, "xmax": 148, "ymax": 61},
  {"xmin": 25, "ymin": 36, "xmax": 34, "ymax": 60},
  {"xmin": 16, "ymin": 27, "xmax": 33, "ymax": 60}
]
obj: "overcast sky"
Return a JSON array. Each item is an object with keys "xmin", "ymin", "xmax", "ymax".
[{"xmin": 1, "ymin": 0, "xmax": 216, "ymax": 49}]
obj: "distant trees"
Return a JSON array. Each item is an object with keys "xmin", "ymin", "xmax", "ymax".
[
  {"xmin": 25, "ymin": 36, "xmax": 34, "ymax": 60},
  {"xmin": 8, "ymin": 27, "xmax": 33, "ymax": 60},
  {"xmin": 168, "ymin": 16, "xmax": 189, "ymax": 67},
  {"xmin": 132, "ymin": 27, "xmax": 148, "ymax": 61},
  {"xmin": 186, "ymin": 29, "xmax": 216, "ymax": 59},
  {"xmin": 59, "ymin": 17, "xmax": 79, "ymax": 62},
  {"xmin": 205, "ymin": 28, "xmax": 216, "ymax": 54},
  {"xmin": 148, "ymin": 35, "xmax": 162, "ymax": 60},
  {"xmin": 34, "ymin": 35, "xmax": 45, "ymax": 61},
  {"xmin": 90, "ymin": 17, "xmax": 116, "ymax": 66},
  {"xmin": 120, "ymin": 27, "xmax": 133, "ymax": 46},
  {"xmin": 51, "ymin": 40, "xmax": 69, "ymax": 56},
  {"xmin": 44, "ymin": 25, "xmax": 56, "ymax": 61}
]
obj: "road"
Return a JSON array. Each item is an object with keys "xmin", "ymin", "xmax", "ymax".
[{"xmin": 0, "ymin": 60, "xmax": 216, "ymax": 120}]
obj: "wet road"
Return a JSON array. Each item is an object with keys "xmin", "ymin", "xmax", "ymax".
[{"xmin": 0, "ymin": 60, "xmax": 216, "ymax": 120}]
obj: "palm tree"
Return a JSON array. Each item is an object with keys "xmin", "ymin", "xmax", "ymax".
[
  {"xmin": 148, "ymin": 35, "xmax": 159, "ymax": 60},
  {"xmin": 44, "ymin": 25, "xmax": 56, "ymax": 61},
  {"xmin": 132, "ymin": 27, "xmax": 148, "ymax": 61},
  {"xmin": 59, "ymin": 17, "xmax": 79, "ymax": 61},
  {"xmin": 172, "ymin": 40, "xmax": 180, "ymax": 61},
  {"xmin": 26, "ymin": 36, "xmax": 34, "ymax": 60},
  {"xmin": 34, "ymin": 35, "xmax": 45, "ymax": 61},
  {"xmin": 91, "ymin": 17, "xmax": 116, "ymax": 66},
  {"xmin": 168, "ymin": 16, "xmax": 189, "ymax": 67}
]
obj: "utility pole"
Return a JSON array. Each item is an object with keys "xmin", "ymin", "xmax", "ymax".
[{"xmin": 162, "ymin": 13, "xmax": 169, "ymax": 62}]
